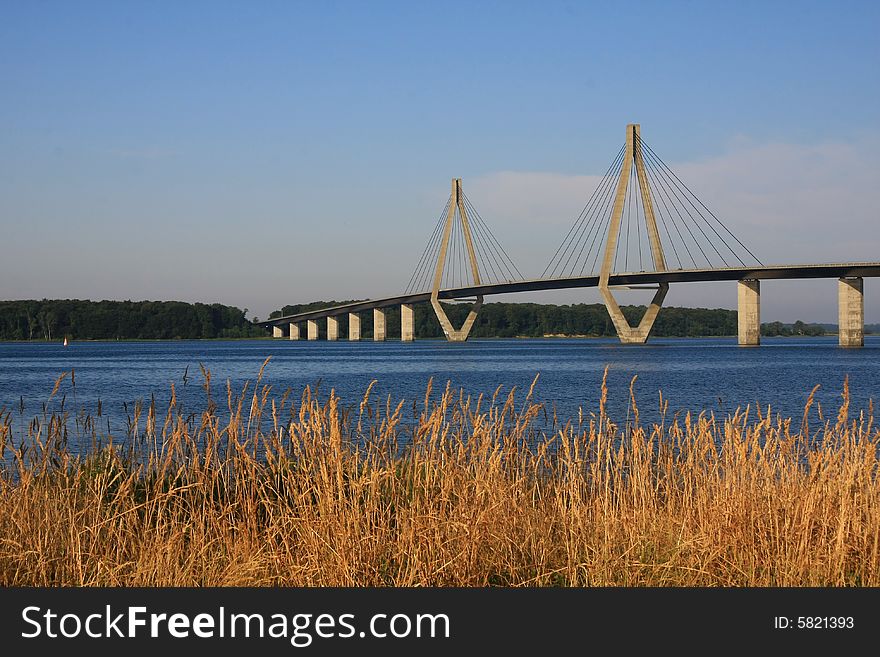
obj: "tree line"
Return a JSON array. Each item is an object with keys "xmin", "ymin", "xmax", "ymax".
[
  {"xmin": 269, "ymin": 301, "xmax": 836, "ymax": 339},
  {"xmin": 0, "ymin": 298, "xmax": 846, "ymax": 341},
  {"xmin": 0, "ymin": 299, "xmax": 264, "ymax": 340}
]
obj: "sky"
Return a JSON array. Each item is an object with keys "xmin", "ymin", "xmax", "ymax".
[{"xmin": 1, "ymin": 1, "xmax": 878, "ymax": 323}]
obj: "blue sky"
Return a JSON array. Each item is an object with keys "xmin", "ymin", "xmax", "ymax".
[{"xmin": 2, "ymin": 1, "xmax": 878, "ymax": 321}]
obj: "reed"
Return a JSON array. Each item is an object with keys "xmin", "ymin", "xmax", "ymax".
[{"xmin": 0, "ymin": 363, "xmax": 877, "ymax": 587}]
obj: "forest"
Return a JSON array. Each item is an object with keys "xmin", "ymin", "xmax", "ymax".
[
  {"xmin": 0, "ymin": 299, "xmax": 264, "ymax": 340},
  {"xmin": 269, "ymin": 300, "xmax": 833, "ymax": 340},
  {"xmin": 0, "ymin": 298, "xmax": 844, "ymax": 341}
]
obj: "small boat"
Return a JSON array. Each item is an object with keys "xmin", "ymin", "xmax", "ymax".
[{"xmin": 63, "ymin": 337, "xmax": 69, "ymax": 347}]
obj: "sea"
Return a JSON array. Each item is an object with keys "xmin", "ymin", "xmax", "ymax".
[{"xmin": 1, "ymin": 337, "xmax": 878, "ymax": 450}]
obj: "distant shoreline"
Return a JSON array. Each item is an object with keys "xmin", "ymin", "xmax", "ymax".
[
  {"xmin": 2, "ymin": 333, "xmax": 872, "ymax": 344},
  {"xmin": 5, "ymin": 299, "xmax": 876, "ymax": 342}
]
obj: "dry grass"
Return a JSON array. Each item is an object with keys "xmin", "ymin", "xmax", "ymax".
[{"xmin": 0, "ymin": 362, "xmax": 878, "ymax": 587}]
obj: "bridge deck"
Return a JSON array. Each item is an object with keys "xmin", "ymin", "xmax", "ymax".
[{"xmin": 260, "ymin": 262, "xmax": 880, "ymax": 326}]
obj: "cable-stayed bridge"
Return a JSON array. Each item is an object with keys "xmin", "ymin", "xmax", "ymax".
[{"xmin": 261, "ymin": 124, "xmax": 879, "ymax": 347}]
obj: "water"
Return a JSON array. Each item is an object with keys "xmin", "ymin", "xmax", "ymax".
[{"xmin": 1, "ymin": 337, "xmax": 878, "ymax": 449}]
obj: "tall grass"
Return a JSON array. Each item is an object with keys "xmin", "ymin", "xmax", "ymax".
[{"xmin": 0, "ymin": 363, "xmax": 877, "ymax": 586}]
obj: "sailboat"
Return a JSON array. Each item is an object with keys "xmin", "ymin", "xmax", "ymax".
[{"xmin": 63, "ymin": 336, "xmax": 69, "ymax": 347}]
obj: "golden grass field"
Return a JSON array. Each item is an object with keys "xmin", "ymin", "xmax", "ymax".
[{"xmin": 1, "ymin": 361, "xmax": 877, "ymax": 586}]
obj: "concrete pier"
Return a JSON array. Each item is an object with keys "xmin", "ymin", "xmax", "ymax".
[
  {"xmin": 289, "ymin": 322, "xmax": 299, "ymax": 340},
  {"xmin": 327, "ymin": 316, "xmax": 338, "ymax": 341},
  {"xmin": 838, "ymin": 277, "xmax": 864, "ymax": 347},
  {"xmin": 349, "ymin": 313, "xmax": 360, "ymax": 341},
  {"xmin": 401, "ymin": 304, "xmax": 414, "ymax": 342},
  {"xmin": 273, "ymin": 325, "xmax": 283, "ymax": 338},
  {"xmin": 307, "ymin": 319, "xmax": 318, "ymax": 341},
  {"xmin": 737, "ymin": 279, "xmax": 760, "ymax": 346},
  {"xmin": 373, "ymin": 308, "xmax": 386, "ymax": 341}
]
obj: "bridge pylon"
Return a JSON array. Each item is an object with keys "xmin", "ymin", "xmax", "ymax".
[
  {"xmin": 430, "ymin": 178, "xmax": 483, "ymax": 342},
  {"xmin": 598, "ymin": 124, "xmax": 669, "ymax": 343}
]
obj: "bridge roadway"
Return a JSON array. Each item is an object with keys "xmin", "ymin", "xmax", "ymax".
[{"xmin": 260, "ymin": 262, "xmax": 880, "ymax": 326}]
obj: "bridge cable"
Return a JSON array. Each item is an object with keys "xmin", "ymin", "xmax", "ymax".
[
  {"xmin": 633, "ymin": 160, "xmax": 641, "ymax": 269},
  {"xmin": 638, "ymin": 162, "xmax": 651, "ymax": 271},
  {"xmin": 638, "ymin": 133, "xmax": 760, "ymax": 266},
  {"xmin": 635, "ymin": 162, "xmax": 645, "ymax": 270},
  {"xmin": 479, "ymin": 216, "xmax": 512, "ymax": 282},
  {"xmin": 661, "ymin": 154, "xmax": 738, "ymax": 267},
  {"xmin": 584, "ymin": 159, "xmax": 625, "ymax": 276},
  {"xmin": 583, "ymin": 147, "xmax": 626, "ymax": 274},
  {"xmin": 642, "ymin": 151, "xmax": 707, "ymax": 267},
  {"xmin": 406, "ymin": 206, "xmax": 444, "ymax": 293},
  {"xmin": 462, "ymin": 192, "xmax": 521, "ymax": 281},
  {"xmin": 542, "ymin": 151, "xmax": 618, "ymax": 279},
  {"xmin": 582, "ymin": 172, "xmax": 620, "ymax": 274},
  {"xmin": 470, "ymin": 206, "xmax": 522, "ymax": 282},
  {"xmin": 589, "ymin": 196, "xmax": 616, "ymax": 275},
  {"xmin": 623, "ymin": 162, "xmax": 630, "ymax": 271},
  {"xmin": 642, "ymin": 144, "xmax": 743, "ymax": 267},
  {"xmin": 637, "ymin": 134, "xmax": 763, "ymax": 266},
  {"xmin": 406, "ymin": 197, "xmax": 451, "ymax": 294},
  {"xmin": 463, "ymin": 206, "xmax": 472, "ymax": 285},
  {"xmin": 614, "ymin": 164, "xmax": 631, "ymax": 273},
  {"xmin": 461, "ymin": 192, "xmax": 524, "ymax": 281},
  {"xmin": 460, "ymin": 202, "xmax": 468, "ymax": 287},
  {"xmin": 470, "ymin": 214, "xmax": 503, "ymax": 282},
  {"xmin": 467, "ymin": 215, "xmax": 496, "ymax": 282},
  {"xmin": 626, "ymin": 160, "xmax": 635, "ymax": 271},
  {"xmin": 478, "ymin": 213, "xmax": 523, "ymax": 280},
  {"xmin": 461, "ymin": 202, "xmax": 468, "ymax": 287},
  {"xmin": 453, "ymin": 203, "xmax": 462, "ymax": 288},
  {"xmin": 639, "ymin": 146, "xmax": 730, "ymax": 267},
  {"xmin": 646, "ymin": 179, "xmax": 658, "ymax": 271},
  {"xmin": 457, "ymin": 201, "xmax": 468, "ymax": 286},
  {"xmin": 448, "ymin": 202, "xmax": 459, "ymax": 288},
  {"xmin": 641, "ymin": 153, "xmax": 690, "ymax": 268},
  {"xmin": 468, "ymin": 207, "xmax": 506, "ymax": 283},
  {"xmin": 458, "ymin": 203, "xmax": 469, "ymax": 286},
  {"xmin": 414, "ymin": 201, "xmax": 450, "ymax": 293},
  {"xmin": 581, "ymin": 151, "xmax": 626, "ymax": 275},
  {"xmin": 613, "ymin": 174, "xmax": 626, "ymax": 273},
  {"xmin": 554, "ymin": 145, "xmax": 625, "ymax": 278},
  {"xmin": 423, "ymin": 223, "xmax": 446, "ymax": 290},
  {"xmin": 560, "ymin": 145, "xmax": 625, "ymax": 277},
  {"xmin": 542, "ymin": 144, "xmax": 626, "ymax": 279},
  {"xmin": 650, "ymin": 179, "xmax": 683, "ymax": 269}
]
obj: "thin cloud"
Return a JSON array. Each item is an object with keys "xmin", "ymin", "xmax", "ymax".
[{"xmin": 467, "ymin": 136, "xmax": 880, "ymax": 268}]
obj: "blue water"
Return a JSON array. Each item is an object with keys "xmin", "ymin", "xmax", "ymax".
[{"xmin": 1, "ymin": 337, "xmax": 878, "ymax": 449}]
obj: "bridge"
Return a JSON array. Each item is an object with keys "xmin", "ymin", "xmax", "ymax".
[{"xmin": 261, "ymin": 124, "xmax": 878, "ymax": 347}]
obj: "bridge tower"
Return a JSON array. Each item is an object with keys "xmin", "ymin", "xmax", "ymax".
[
  {"xmin": 598, "ymin": 124, "xmax": 668, "ymax": 343},
  {"xmin": 430, "ymin": 178, "xmax": 483, "ymax": 342}
]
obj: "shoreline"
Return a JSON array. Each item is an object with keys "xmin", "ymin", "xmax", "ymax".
[{"xmin": 0, "ymin": 333, "xmax": 870, "ymax": 344}]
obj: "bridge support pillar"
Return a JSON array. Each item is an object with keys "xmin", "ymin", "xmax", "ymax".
[
  {"xmin": 273, "ymin": 325, "xmax": 284, "ymax": 339},
  {"xmin": 737, "ymin": 279, "xmax": 761, "ymax": 346},
  {"xmin": 838, "ymin": 277, "xmax": 864, "ymax": 347},
  {"xmin": 349, "ymin": 313, "xmax": 360, "ymax": 341},
  {"xmin": 327, "ymin": 316, "xmax": 338, "ymax": 341},
  {"xmin": 289, "ymin": 322, "xmax": 299, "ymax": 340},
  {"xmin": 307, "ymin": 319, "xmax": 318, "ymax": 341},
  {"xmin": 401, "ymin": 304, "xmax": 414, "ymax": 342},
  {"xmin": 373, "ymin": 308, "xmax": 386, "ymax": 341},
  {"xmin": 431, "ymin": 298, "xmax": 482, "ymax": 342}
]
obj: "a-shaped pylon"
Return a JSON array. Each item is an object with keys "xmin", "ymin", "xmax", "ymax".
[
  {"xmin": 430, "ymin": 178, "xmax": 483, "ymax": 342},
  {"xmin": 598, "ymin": 124, "xmax": 669, "ymax": 343}
]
